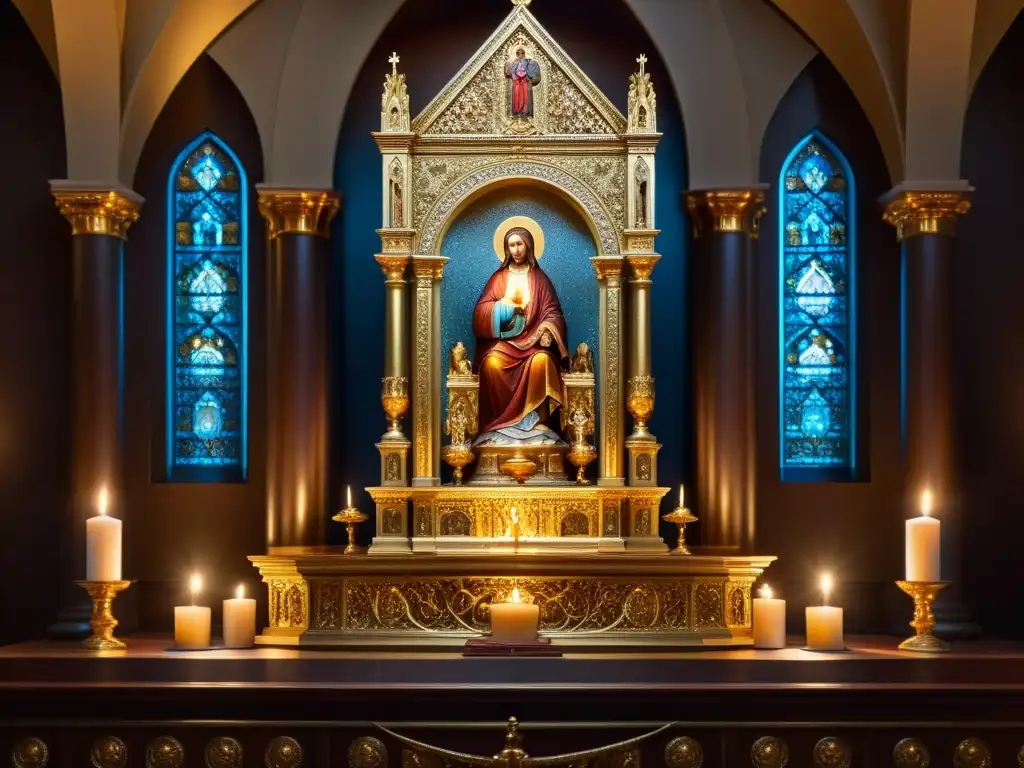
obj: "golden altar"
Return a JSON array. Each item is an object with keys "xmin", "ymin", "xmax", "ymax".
[{"xmin": 251, "ymin": 0, "xmax": 774, "ymax": 647}]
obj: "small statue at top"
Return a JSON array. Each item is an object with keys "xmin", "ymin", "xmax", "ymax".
[{"xmin": 505, "ymin": 46, "xmax": 541, "ymax": 119}]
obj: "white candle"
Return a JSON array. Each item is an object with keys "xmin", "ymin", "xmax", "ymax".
[
  {"xmin": 85, "ymin": 487, "xmax": 122, "ymax": 581},
  {"xmin": 906, "ymin": 489, "xmax": 941, "ymax": 581},
  {"xmin": 347, "ymin": 485, "xmax": 352, "ymax": 508},
  {"xmin": 489, "ymin": 587, "xmax": 540, "ymax": 643},
  {"xmin": 678, "ymin": 485, "xmax": 685, "ymax": 507},
  {"xmin": 222, "ymin": 584, "xmax": 256, "ymax": 648},
  {"xmin": 174, "ymin": 574, "xmax": 211, "ymax": 649},
  {"xmin": 752, "ymin": 584, "xmax": 786, "ymax": 649},
  {"xmin": 805, "ymin": 573, "xmax": 844, "ymax": 650}
]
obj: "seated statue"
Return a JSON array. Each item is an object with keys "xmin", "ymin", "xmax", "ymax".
[{"xmin": 472, "ymin": 224, "xmax": 568, "ymax": 446}]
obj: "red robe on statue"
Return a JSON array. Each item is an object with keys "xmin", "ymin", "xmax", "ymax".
[{"xmin": 472, "ymin": 266, "xmax": 568, "ymax": 434}]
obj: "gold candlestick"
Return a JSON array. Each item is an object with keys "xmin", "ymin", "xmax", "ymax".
[
  {"xmin": 662, "ymin": 505, "xmax": 697, "ymax": 555},
  {"xmin": 895, "ymin": 580, "xmax": 951, "ymax": 652},
  {"xmin": 74, "ymin": 580, "xmax": 132, "ymax": 651},
  {"xmin": 333, "ymin": 506, "xmax": 368, "ymax": 554}
]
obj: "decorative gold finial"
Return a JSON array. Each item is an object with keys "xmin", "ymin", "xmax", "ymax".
[
  {"xmin": 381, "ymin": 51, "xmax": 411, "ymax": 132},
  {"xmin": 627, "ymin": 53, "xmax": 657, "ymax": 133},
  {"xmin": 389, "ymin": 52, "xmax": 400, "ymax": 74},
  {"xmin": 636, "ymin": 53, "xmax": 647, "ymax": 76},
  {"xmin": 511, "ymin": 0, "xmax": 532, "ymax": 6}
]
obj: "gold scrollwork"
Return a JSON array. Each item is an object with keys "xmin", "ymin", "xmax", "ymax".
[
  {"xmin": 726, "ymin": 579, "xmax": 753, "ymax": 628},
  {"xmin": 603, "ymin": 499, "xmax": 621, "ymax": 536},
  {"xmin": 146, "ymin": 737, "xmax": 184, "ymax": 768},
  {"xmin": 258, "ymin": 190, "xmax": 340, "ymax": 239},
  {"xmin": 693, "ymin": 582, "xmax": 724, "ymax": 630},
  {"xmin": 314, "ymin": 580, "xmax": 344, "ymax": 629},
  {"xmin": 812, "ymin": 737, "xmax": 851, "ymax": 768},
  {"xmin": 664, "ymin": 737, "xmax": 703, "ymax": 768},
  {"xmin": 750, "ymin": 736, "xmax": 789, "ymax": 768},
  {"xmin": 893, "ymin": 738, "xmax": 929, "ymax": 768},
  {"xmin": 415, "ymin": 504, "xmax": 433, "ymax": 536},
  {"xmin": 349, "ymin": 738, "xmax": 388, "ymax": 768},
  {"xmin": 92, "ymin": 736, "xmax": 127, "ymax": 768},
  {"xmin": 52, "ymin": 189, "xmax": 142, "ymax": 239},
  {"xmin": 953, "ymin": 739, "xmax": 991, "ymax": 768},
  {"xmin": 265, "ymin": 737, "xmax": 303, "ymax": 768},
  {"xmin": 345, "ymin": 577, "xmax": 691, "ymax": 634},
  {"xmin": 12, "ymin": 738, "xmax": 49, "ymax": 768},
  {"xmin": 268, "ymin": 579, "xmax": 309, "ymax": 630},
  {"xmin": 633, "ymin": 508, "xmax": 651, "ymax": 536},
  {"xmin": 882, "ymin": 190, "xmax": 971, "ymax": 241},
  {"xmin": 205, "ymin": 738, "xmax": 243, "ymax": 768}
]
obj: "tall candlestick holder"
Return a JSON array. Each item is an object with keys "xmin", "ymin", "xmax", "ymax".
[
  {"xmin": 332, "ymin": 505, "xmax": 368, "ymax": 555},
  {"xmin": 74, "ymin": 580, "xmax": 132, "ymax": 651},
  {"xmin": 895, "ymin": 580, "xmax": 951, "ymax": 652},
  {"xmin": 662, "ymin": 504, "xmax": 697, "ymax": 555}
]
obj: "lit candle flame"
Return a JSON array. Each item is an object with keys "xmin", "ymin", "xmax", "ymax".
[
  {"xmin": 679, "ymin": 484, "xmax": 685, "ymax": 508},
  {"xmin": 921, "ymin": 489, "xmax": 933, "ymax": 518},
  {"xmin": 97, "ymin": 486, "xmax": 109, "ymax": 517},
  {"xmin": 820, "ymin": 573, "xmax": 833, "ymax": 606},
  {"xmin": 235, "ymin": 584, "xmax": 245, "ymax": 600},
  {"xmin": 190, "ymin": 573, "xmax": 202, "ymax": 605},
  {"xmin": 347, "ymin": 485, "xmax": 352, "ymax": 509},
  {"xmin": 759, "ymin": 583, "xmax": 773, "ymax": 599},
  {"xmin": 510, "ymin": 587, "xmax": 522, "ymax": 603}
]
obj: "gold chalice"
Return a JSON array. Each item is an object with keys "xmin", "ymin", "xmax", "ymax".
[
  {"xmin": 442, "ymin": 443, "xmax": 476, "ymax": 485},
  {"xmin": 626, "ymin": 375, "xmax": 655, "ymax": 441},
  {"xmin": 662, "ymin": 505, "xmax": 697, "ymax": 555},
  {"xmin": 74, "ymin": 580, "xmax": 133, "ymax": 651},
  {"xmin": 502, "ymin": 451, "xmax": 537, "ymax": 484},
  {"xmin": 567, "ymin": 443, "xmax": 596, "ymax": 484},
  {"xmin": 332, "ymin": 496, "xmax": 368, "ymax": 555},
  {"xmin": 381, "ymin": 376, "xmax": 409, "ymax": 441},
  {"xmin": 896, "ymin": 580, "xmax": 951, "ymax": 652}
]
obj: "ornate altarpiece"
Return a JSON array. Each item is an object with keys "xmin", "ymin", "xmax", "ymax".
[{"xmin": 250, "ymin": 0, "xmax": 773, "ymax": 647}]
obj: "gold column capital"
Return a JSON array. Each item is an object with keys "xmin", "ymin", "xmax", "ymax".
[
  {"xmin": 627, "ymin": 253, "xmax": 660, "ymax": 280},
  {"xmin": 881, "ymin": 187, "xmax": 972, "ymax": 241},
  {"xmin": 377, "ymin": 227, "xmax": 417, "ymax": 254},
  {"xmin": 257, "ymin": 187, "xmax": 340, "ymax": 239},
  {"xmin": 50, "ymin": 185, "xmax": 143, "ymax": 239},
  {"xmin": 685, "ymin": 188, "xmax": 766, "ymax": 238},
  {"xmin": 411, "ymin": 254, "xmax": 448, "ymax": 280},
  {"xmin": 375, "ymin": 254, "xmax": 410, "ymax": 281},
  {"xmin": 591, "ymin": 255, "xmax": 625, "ymax": 280}
]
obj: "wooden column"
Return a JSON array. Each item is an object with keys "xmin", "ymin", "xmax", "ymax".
[
  {"xmin": 258, "ymin": 188, "xmax": 340, "ymax": 548},
  {"xmin": 49, "ymin": 184, "xmax": 143, "ymax": 637},
  {"xmin": 685, "ymin": 189, "xmax": 764, "ymax": 553},
  {"xmin": 883, "ymin": 185, "xmax": 978, "ymax": 635}
]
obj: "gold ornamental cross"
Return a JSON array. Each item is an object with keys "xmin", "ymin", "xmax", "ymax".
[
  {"xmin": 389, "ymin": 52, "xmax": 400, "ymax": 75},
  {"xmin": 636, "ymin": 53, "xmax": 648, "ymax": 77}
]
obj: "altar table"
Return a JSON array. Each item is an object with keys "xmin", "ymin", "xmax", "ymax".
[{"xmin": 0, "ymin": 636, "xmax": 1023, "ymax": 767}]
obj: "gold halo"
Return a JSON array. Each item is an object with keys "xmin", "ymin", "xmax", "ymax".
[{"xmin": 494, "ymin": 216, "xmax": 545, "ymax": 262}]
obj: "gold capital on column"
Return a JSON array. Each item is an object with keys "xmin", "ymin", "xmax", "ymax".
[
  {"xmin": 882, "ymin": 189, "xmax": 971, "ymax": 241},
  {"xmin": 51, "ymin": 188, "xmax": 143, "ymax": 239},
  {"xmin": 685, "ymin": 189, "xmax": 765, "ymax": 238},
  {"xmin": 257, "ymin": 189, "xmax": 340, "ymax": 239},
  {"xmin": 375, "ymin": 254, "xmax": 410, "ymax": 281}
]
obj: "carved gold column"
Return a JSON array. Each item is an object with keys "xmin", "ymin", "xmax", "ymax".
[
  {"xmin": 686, "ymin": 189, "xmax": 764, "ymax": 553},
  {"xmin": 258, "ymin": 188, "xmax": 340, "ymax": 547},
  {"xmin": 624, "ymin": 243, "xmax": 661, "ymax": 486},
  {"xmin": 882, "ymin": 184, "xmax": 977, "ymax": 635},
  {"xmin": 411, "ymin": 255, "xmax": 448, "ymax": 486},
  {"xmin": 591, "ymin": 256, "xmax": 626, "ymax": 487},
  {"xmin": 49, "ymin": 183, "xmax": 143, "ymax": 637}
]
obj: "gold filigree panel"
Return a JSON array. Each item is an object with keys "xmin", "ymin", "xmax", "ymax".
[
  {"xmin": 431, "ymin": 496, "xmax": 601, "ymax": 538},
  {"xmin": 268, "ymin": 579, "xmax": 308, "ymax": 630},
  {"xmin": 693, "ymin": 581, "xmax": 725, "ymax": 630},
  {"xmin": 726, "ymin": 579, "xmax": 753, "ymax": 628},
  {"xmin": 343, "ymin": 577, "xmax": 694, "ymax": 634}
]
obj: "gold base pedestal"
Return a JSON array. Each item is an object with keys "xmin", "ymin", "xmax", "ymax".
[
  {"xmin": 250, "ymin": 549, "xmax": 776, "ymax": 649},
  {"xmin": 74, "ymin": 580, "xmax": 132, "ymax": 651},
  {"xmin": 896, "ymin": 580, "xmax": 951, "ymax": 653}
]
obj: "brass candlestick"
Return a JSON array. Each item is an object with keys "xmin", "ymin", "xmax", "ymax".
[
  {"xmin": 332, "ymin": 506, "xmax": 368, "ymax": 554},
  {"xmin": 662, "ymin": 505, "xmax": 697, "ymax": 555},
  {"xmin": 74, "ymin": 580, "xmax": 132, "ymax": 651},
  {"xmin": 896, "ymin": 580, "xmax": 951, "ymax": 652}
]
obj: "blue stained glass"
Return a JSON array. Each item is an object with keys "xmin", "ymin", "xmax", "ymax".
[
  {"xmin": 779, "ymin": 134, "xmax": 856, "ymax": 473},
  {"xmin": 168, "ymin": 134, "xmax": 247, "ymax": 475}
]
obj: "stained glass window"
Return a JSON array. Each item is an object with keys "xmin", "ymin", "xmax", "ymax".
[
  {"xmin": 167, "ymin": 133, "xmax": 247, "ymax": 478},
  {"xmin": 779, "ymin": 133, "xmax": 856, "ymax": 478}
]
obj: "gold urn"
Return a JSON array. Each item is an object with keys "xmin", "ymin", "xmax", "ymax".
[{"xmin": 380, "ymin": 376, "xmax": 409, "ymax": 441}]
